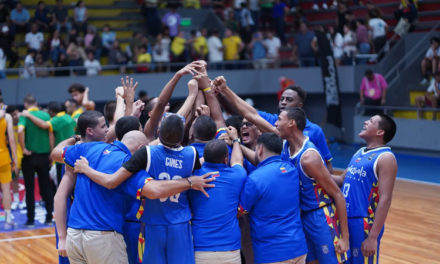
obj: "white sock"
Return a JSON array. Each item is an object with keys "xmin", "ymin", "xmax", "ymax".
[
  {"xmin": 13, "ymin": 193, "xmax": 19, "ymax": 202},
  {"xmin": 5, "ymin": 210, "xmax": 12, "ymax": 222}
]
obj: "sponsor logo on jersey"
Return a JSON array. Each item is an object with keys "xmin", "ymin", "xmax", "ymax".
[
  {"xmin": 280, "ymin": 167, "xmax": 287, "ymax": 173},
  {"xmin": 347, "ymin": 165, "xmax": 367, "ymax": 177},
  {"xmin": 368, "ymin": 153, "xmax": 377, "ymax": 160}
]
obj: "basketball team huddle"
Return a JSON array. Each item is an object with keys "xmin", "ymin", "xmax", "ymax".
[{"xmin": 35, "ymin": 61, "xmax": 397, "ymax": 264}]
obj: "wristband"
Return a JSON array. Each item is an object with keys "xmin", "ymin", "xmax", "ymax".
[
  {"xmin": 232, "ymin": 138, "xmax": 241, "ymax": 144},
  {"xmin": 202, "ymin": 87, "xmax": 212, "ymax": 92},
  {"xmin": 186, "ymin": 177, "xmax": 193, "ymax": 189}
]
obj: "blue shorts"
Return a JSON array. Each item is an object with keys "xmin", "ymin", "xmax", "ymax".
[
  {"xmin": 302, "ymin": 204, "xmax": 349, "ymax": 264},
  {"xmin": 347, "ymin": 217, "xmax": 384, "ymax": 264},
  {"xmin": 142, "ymin": 222, "xmax": 194, "ymax": 264},
  {"xmin": 123, "ymin": 221, "xmax": 143, "ymax": 264}
]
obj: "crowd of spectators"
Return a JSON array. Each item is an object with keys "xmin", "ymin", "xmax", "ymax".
[{"xmin": 0, "ymin": 0, "xmax": 406, "ymax": 78}]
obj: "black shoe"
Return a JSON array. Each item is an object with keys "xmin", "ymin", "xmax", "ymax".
[
  {"xmin": 24, "ymin": 220, "xmax": 35, "ymax": 227},
  {"xmin": 45, "ymin": 215, "xmax": 53, "ymax": 225}
]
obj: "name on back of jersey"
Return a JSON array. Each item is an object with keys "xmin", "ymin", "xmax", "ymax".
[{"xmin": 166, "ymin": 157, "xmax": 183, "ymax": 169}]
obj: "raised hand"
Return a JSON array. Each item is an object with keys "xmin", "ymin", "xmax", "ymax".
[
  {"xmin": 227, "ymin": 126, "xmax": 239, "ymax": 141},
  {"xmin": 335, "ymin": 237, "xmax": 349, "ymax": 254},
  {"xmin": 187, "ymin": 79, "xmax": 199, "ymax": 96},
  {"xmin": 212, "ymin": 76, "xmax": 227, "ymax": 93},
  {"xmin": 188, "ymin": 171, "xmax": 217, "ymax": 198},
  {"xmin": 131, "ymin": 99, "xmax": 145, "ymax": 118},
  {"xmin": 195, "ymin": 104, "xmax": 210, "ymax": 117},
  {"xmin": 120, "ymin": 76, "xmax": 138, "ymax": 100},
  {"xmin": 176, "ymin": 61, "xmax": 205, "ymax": 77}
]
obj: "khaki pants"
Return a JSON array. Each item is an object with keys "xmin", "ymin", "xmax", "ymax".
[
  {"xmin": 195, "ymin": 250, "xmax": 241, "ymax": 264},
  {"xmin": 66, "ymin": 228, "xmax": 128, "ymax": 264},
  {"xmin": 269, "ymin": 254, "xmax": 307, "ymax": 264}
]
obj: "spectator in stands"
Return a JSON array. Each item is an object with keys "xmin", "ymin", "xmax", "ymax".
[
  {"xmin": 101, "ymin": 24, "xmax": 116, "ymax": 56},
  {"xmin": 240, "ymin": 2, "xmax": 254, "ymax": 44},
  {"xmin": 260, "ymin": 0, "xmax": 273, "ymax": 30},
  {"xmin": 394, "ymin": 0, "xmax": 418, "ymax": 32},
  {"xmin": 162, "ymin": 4, "xmax": 181, "ymax": 38},
  {"xmin": 366, "ymin": 0, "xmax": 384, "ymax": 19},
  {"xmin": 207, "ymin": 29, "xmax": 223, "ymax": 69},
  {"xmin": 336, "ymin": 3, "xmax": 348, "ymax": 34},
  {"xmin": 356, "ymin": 19, "xmax": 370, "ymax": 64},
  {"xmin": 249, "ymin": 31, "xmax": 267, "ymax": 69},
  {"xmin": 193, "ymin": 29, "xmax": 208, "ymax": 60},
  {"xmin": 84, "ymin": 25, "xmax": 102, "ymax": 60},
  {"xmin": 0, "ymin": 25, "xmax": 18, "ymax": 68},
  {"xmin": 272, "ymin": 0, "xmax": 288, "ymax": 43},
  {"xmin": 22, "ymin": 49, "xmax": 36, "ymax": 79},
  {"xmin": 420, "ymin": 37, "xmax": 440, "ymax": 85},
  {"xmin": 35, "ymin": 53, "xmax": 52, "ymax": 77},
  {"xmin": 225, "ymin": 11, "xmax": 239, "ymax": 33},
  {"xmin": 416, "ymin": 71, "xmax": 440, "ymax": 120},
  {"xmin": 108, "ymin": 40, "xmax": 127, "ymax": 73},
  {"xmin": 171, "ymin": 31, "xmax": 187, "ymax": 63},
  {"xmin": 152, "ymin": 33, "xmax": 170, "ymax": 72},
  {"xmin": 368, "ymin": 9, "xmax": 388, "ymax": 56},
  {"xmin": 34, "ymin": 1, "xmax": 50, "ymax": 32},
  {"xmin": 293, "ymin": 22, "xmax": 317, "ymax": 67},
  {"xmin": 328, "ymin": 25, "xmax": 343, "ymax": 66},
  {"xmin": 66, "ymin": 38, "xmax": 86, "ymax": 72},
  {"xmin": 25, "ymin": 23, "xmax": 44, "ymax": 52},
  {"xmin": 67, "ymin": 27, "xmax": 78, "ymax": 44},
  {"xmin": 313, "ymin": 0, "xmax": 331, "ymax": 10},
  {"xmin": 54, "ymin": 52, "xmax": 70, "ymax": 76},
  {"xmin": 73, "ymin": 0, "xmax": 87, "ymax": 34},
  {"xmin": 265, "ymin": 30, "xmax": 281, "ymax": 68},
  {"xmin": 0, "ymin": 47, "xmax": 6, "ymax": 79},
  {"xmin": 223, "ymin": 28, "xmax": 244, "ymax": 68},
  {"xmin": 249, "ymin": 0, "xmax": 260, "ymax": 31},
  {"xmin": 49, "ymin": 29, "xmax": 64, "ymax": 63},
  {"xmin": 143, "ymin": 0, "xmax": 161, "ymax": 37},
  {"xmin": 50, "ymin": 0, "xmax": 70, "ymax": 33},
  {"xmin": 342, "ymin": 23, "xmax": 357, "ymax": 65},
  {"xmin": 360, "ymin": 69, "xmax": 388, "ymax": 115},
  {"xmin": 10, "ymin": 2, "xmax": 30, "ymax": 37},
  {"xmin": 183, "ymin": 0, "xmax": 200, "ymax": 9},
  {"xmin": 83, "ymin": 50, "xmax": 101, "ymax": 76},
  {"xmin": 0, "ymin": 1, "xmax": 9, "ymax": 25},
  {"xmin": 128, "ymin": 32, "xmax": 143, "ymax": 63},
  {"xmin": 136, "ymin": 45, "xmax": 152, "ymax": 73}
]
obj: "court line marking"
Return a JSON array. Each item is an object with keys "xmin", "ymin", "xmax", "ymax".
[
  {"xmin": 397, "ymin": 177, "xmax": 440, "ymax": 186},
  {"xmin": 0, "ymin": 234, "xmax": 54, "ymax": 243}
]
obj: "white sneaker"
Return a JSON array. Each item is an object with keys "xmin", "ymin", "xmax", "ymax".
[
  {"xmin": 323, "ymin": 3, "xmax": 329, "ymax": 9},
  {"xmin": 313, "ymin": 4, "xmax": 319, "ymax": 10},
  {"xmin": 11, "ymin": 200, "xmax": 19, "ymax": 210}
]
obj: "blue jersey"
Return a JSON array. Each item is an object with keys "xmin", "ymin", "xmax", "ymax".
[
  {"xmin": 342, "ymin": 147, "xmax": 394, "ymax": 218},
  {"xmin": 63, "ymin": 141, "xmax": 148, "ymax": 234},
  {"xmin": 281, "ymin": 138, "xmax": 333, "ymax": 211},
  {"xmin": 258, "ymin": 111, "xmax": 332, "ymax": 161},
  {"xmin": 189, "ymin": 162, "xmax": 247, "ymax": 251},
  {"xmin": 191, "ymin": 142, "xmax": 206, "ymax": 158},
  {"xmin": 240, "ymin": 155, "xmax": 307, "ymax": 263},
  {"xmin": 243, "ymin": 158, "xmax": 257, "ymax": 174},
  {"xmin": 142, "ymin": 145, "xmax": 197, "ymax": 225}
]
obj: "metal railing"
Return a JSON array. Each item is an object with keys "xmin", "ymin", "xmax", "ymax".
[{"xmin": 355, "ymin": 103, "xmax": 440, "ymax": 119}]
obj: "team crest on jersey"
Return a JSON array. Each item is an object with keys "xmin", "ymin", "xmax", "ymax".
[
  {"xmin": 368, "ymin": 153, "xmax": 377, "ymax": 160},
  {"xmin": 355, "ymin": 157, "xmax": 361, "ymax": 163},
  {"xmin": 280, "ymin": 167, "xmax": 287, "ymax": 173},
  {"xmin": 321, "ymin": 245, "xmax": 329, "ymax": 254},
  {"xmin": 103, "ymin": 149, "xmax": 111, "ymax": 155},
  {"xmin": 352, "ymin": 248, "xmax": 359, "ymax": 257}
]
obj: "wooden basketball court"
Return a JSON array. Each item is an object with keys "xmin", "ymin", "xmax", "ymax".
[{"xmin": 1, "ymin": 179, "xmax": 439, "ymax": 264}]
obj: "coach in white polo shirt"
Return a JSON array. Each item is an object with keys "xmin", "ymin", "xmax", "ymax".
[{"xmin": 25, "ymin": 23, "xmax": 43, "ymax": 51}]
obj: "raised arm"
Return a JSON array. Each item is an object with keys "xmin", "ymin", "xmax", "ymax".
[
  {"xmin": 54, "ymin": 166, "xmax": 76, "ymax": 257},
  {"xmin": 301, "ymin": 150, "xmax": 349, "ymax": 254},
  {"xmin": 144, "ymin": 61, "xmax": 203, "ymax": 141},
  {"xmin": 203, "ymin": 78, "xmax": 225, "ymax": 128},
  {"xmin": 227, "ymin": 126, "xmax": 243, "ymax": 166},
  {"xmin": 21, "ymin": 110, "xmax": 50, "ymax": 130},
  {"xmin": 82, "ymin": 87, "xmax": 95, "ymax": 110},
  {"xmin": 51, "ymin": 136, "xmax": 79, "ymax": 163},
  {"xmin": 361, "ymin": 153, "xmax": 397, "ymax": 257},
  {"xmin": 214, "ymin": 76, "xmax": 278, "ymax": 134},
  {"xmin": 240, "ymin": 144, "xmax": 257, "ymax": 166},
  {"xmin": 177, "ymin": 79, "xmax": 198, "ymax": 120}
]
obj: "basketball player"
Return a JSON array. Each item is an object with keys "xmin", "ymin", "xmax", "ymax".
[
  {"xmin": 340, "ymin": 114, "xmax": 397, "ymax": 264},
  {"xmin": 276, "ymin": 108, "xmax": 349, "ymax": 264}
]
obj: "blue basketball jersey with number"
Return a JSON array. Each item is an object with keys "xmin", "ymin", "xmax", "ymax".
[
  {"xmin": 281, "ymin": 138, "xmax": 333, "ymax": 211},
  {"xmin": 140, "ymin": 145, "xmax": 197, "ymax": 225},
  {"xmin": 342, "ymin": 147, "xmax": 393, "ymax": 218}
]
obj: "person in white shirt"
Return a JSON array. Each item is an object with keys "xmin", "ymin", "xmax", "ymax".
[
  {"xmin": 368, "ymin": 10, "xmax": 388, "ymax": 55},
  {"xmin": 207, "ymin": 29, "xmax": 223, "ymax": 70},
  {"xmin": 264, "ymin": 31, "xmax": 281, "ymax": 68},
  {"xmin": 152, "ymin": 33, "xmax": 170, "ymax": 72},
  {"xmin": 415, "ymin": 71, "xmax": 440, "ymax": 120},
  {"xmin": 83, "ymin": 51, "xmax": 101, "ymax": 76},
  {"xmin": 0, "ymin": 48, "xmax": 6, "ymax": 79},
  {"xmin": 22, "ymin": 49, "xmax": 36, "ymax": 79},
  {"xmin": 420, "ymin": 37, "xmax": 440, "ymax": 85},
  {"xmin": 342, "ymin": 24, "xmax": 357, "ymax": 65},
  {"xmin": 25, "ymin": 23, "xmax": 44, "ymax": 51}
]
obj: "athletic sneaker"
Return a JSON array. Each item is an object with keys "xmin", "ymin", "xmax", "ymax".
[
  {"xmin": 24, "ymin": 220, "xmax": 35, "ymax": 227},
  {"xmin": 323, "ymin": 3, "xmax": 329, "ymax": 9},
  {"xmin": 11, "ymin": 200, "xmax": 19, "ymax": 210},
  {"xmin": 18, "ymin": 201, "xmax": 26, "ymax": 210},
  {"xmin": 312, "ymin": 4, "xmax": 319, "ymax": 10}
]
